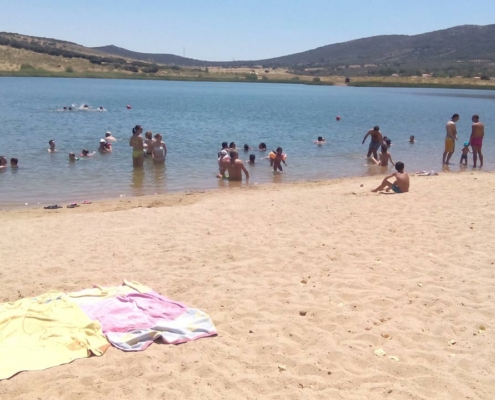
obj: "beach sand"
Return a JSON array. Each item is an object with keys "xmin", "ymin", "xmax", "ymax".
[{"xmin": 1, "ymin": 172, "xmax": 494, "ymax": 399}]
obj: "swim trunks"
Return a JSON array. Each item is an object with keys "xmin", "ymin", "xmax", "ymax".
[
  {"xmin": 461, "ymin": 154, "xmax": 468, "ymax": 161},
  {"xmin": 445, "ymin": 136, "xmax": 455, "ymax": 153},
  {"xmin": 470, "ymin": 137, "xmax": 483, "ymax": 148},
  {"xmin": 391, "ymin": 183, "xmax": 402, "ymax": 194},
  {"xmin": 369, "ymin": 140, "xmax": 381, "ymax": 152}
]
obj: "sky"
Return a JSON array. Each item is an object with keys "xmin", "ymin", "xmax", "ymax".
[{"xmin": 1, "ymin": 0, "xmax": 494, "ymax": 61}]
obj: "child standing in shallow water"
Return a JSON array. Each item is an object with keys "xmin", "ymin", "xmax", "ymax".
[
  {"xmin": 460, "ymin": 142, "xmax": 471, "ymax": 165},
  {"xmin": 273, "ymin": 147, "xmax": 287, "ymax": 172}
]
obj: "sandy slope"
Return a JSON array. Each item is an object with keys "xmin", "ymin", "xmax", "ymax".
[{"xmin": 1, "ymin": 172, "xmax": 494, "ymax": 400}]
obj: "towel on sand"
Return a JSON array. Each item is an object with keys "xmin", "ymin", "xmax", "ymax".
[
  {"xmin": 0, "ymin": 292, "xmax": 109, "ymax": 380},
  {"xmin": 72, "ymin": 282, "xmax": 217, "ymax": 351}
]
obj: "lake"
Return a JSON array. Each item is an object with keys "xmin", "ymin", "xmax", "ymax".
[{"xmin": 0, "ymin": 78, "xmax": 494, "ymax": 207}]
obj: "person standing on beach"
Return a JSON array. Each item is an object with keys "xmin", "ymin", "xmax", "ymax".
[
  {"xmin": 469, "ymin": 114, "xmax": 484, "ymax": 168},
  {"xmin": 129, "ymin": 125, "xmax": 144, "ymax": 167},
  {"xmin": 362, "ymin": 126, "xmax": 383, "ymax": 159},
  {"xmin": 443, "ymin": 114, "xmax": 459, "ymax": 165}
]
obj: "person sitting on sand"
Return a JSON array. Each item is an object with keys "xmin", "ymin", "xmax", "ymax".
[
  {"xmin": 273, "ymin": 147, "xmax": 287, "ymax": 172},
  {"xmin": 218, "ymin": 150, "xmax": 249, "ymax": 181},
  {"xmin": 48, "ymin": 140, "xmax": 57, "ymax": 153},
  {"xmin": 243, "ymin": 144, "xmax": 253, "ymax": 152},
  {"xmin": 460, "ymin": 142, "xmax": 471, "ymax": 165},
  {"xmin": 10, "ymin": 158, "xmax": 18, "ymax": 168},
  {"xmin": 105, "ymin": 131, "xmax": 117, "ymax": 142},
  {"xmin": 258, "ymin": 142, "xmax": 267, "ymax": 151},
  {"xmin": 69, "ymin": 152, "xmax": 79, "ymax": 162},
  {"xmin": 372, "ymin": 161, "xmax": 409, "ymax": 194},
  {"xmin": 372, "ymin": 145, "xmax": 394, "ymax": 167},
  {"xmin": 152, "ymin": 133, "xmax": 167, "ymax": 164},
  {"xmin": 314, "ymin": 136, "xmax": 326, "ymax": 145},
  {"xmin": 408, "ymin": 135, "xmax": 416, "ymax": 144},
  {"xmin": 362, "ymin": 126, "xmax": 383, "ymax": 159},
  {"xmin": 247, "ymin": 154, "xmax": 256, "ymax": 165}
]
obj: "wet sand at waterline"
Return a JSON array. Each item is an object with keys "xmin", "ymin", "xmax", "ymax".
[{"xmin": 1, "ymin": 172, "xmax": 494, "ymax": 399}]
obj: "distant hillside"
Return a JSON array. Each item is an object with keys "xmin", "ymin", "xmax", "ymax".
[
  {"xmin": 94, "ymin": 24, "xmax": 495, "ymax": 76},
  {"xmin": 258, "ymin": 24, "xmax": 495, "ymax": 66},
  {"xmin": 93, "ymin": 45, "xmax": 210, "ymax": 67}
]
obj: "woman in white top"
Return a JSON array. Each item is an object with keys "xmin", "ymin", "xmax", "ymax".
[{"xmin": 152, "ymin": 133, "xmax": 167, "ymax": 164}]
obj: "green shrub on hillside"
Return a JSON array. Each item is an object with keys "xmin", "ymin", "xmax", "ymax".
[{"xmin": 65, "ymin": 66, "xmax": 73, "ymax": 73}]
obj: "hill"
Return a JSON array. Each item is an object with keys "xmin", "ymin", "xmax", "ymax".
[{"xmin": 94, "ymin": 24, "xmax": 495, "ymax": 77}]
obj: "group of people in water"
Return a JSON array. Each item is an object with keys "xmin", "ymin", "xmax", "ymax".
[{"xmin": 1, "ymin": 113, "xmax": 485, "ymax": 197}]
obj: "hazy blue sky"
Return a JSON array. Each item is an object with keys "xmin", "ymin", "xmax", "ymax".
[{"xmin": 1, "ymin": 0, "xmax": 494, "ymax": 61}]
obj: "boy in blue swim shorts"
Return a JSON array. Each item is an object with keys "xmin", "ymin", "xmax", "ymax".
[{"xmin": 372, "ymin": 161, "xmax": 410, "ymax": 193}]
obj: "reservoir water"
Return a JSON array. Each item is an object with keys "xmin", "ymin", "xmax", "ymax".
[{"xmin": 1, "ymin": 77, "xmax": 494, "ymax": 207}]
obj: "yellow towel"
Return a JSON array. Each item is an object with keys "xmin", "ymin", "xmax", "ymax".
[{"xmin": 0, "ymin": 291, "xmax": 109, "ymax": 380}]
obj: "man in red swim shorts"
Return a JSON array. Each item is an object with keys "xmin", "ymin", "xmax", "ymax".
[{"xmin": 469, "ymin": 114, "xmax": 485, "ymax": 168}]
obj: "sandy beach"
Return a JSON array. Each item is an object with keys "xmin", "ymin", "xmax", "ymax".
[{"xmin": 1, "ymin": 172, "xmax": 494, "ymax": 400}]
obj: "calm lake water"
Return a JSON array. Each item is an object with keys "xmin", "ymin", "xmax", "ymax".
[{"xmin": 1, "ymin": 78, "xmax": 494, "ymax": 207}]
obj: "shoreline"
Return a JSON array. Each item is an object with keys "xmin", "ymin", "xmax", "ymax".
[
  {"xmin": 0, "ymin": 170, "xmax": 489, "ymax": 215},
  {"xmin": 2, "ymin": 72, "xmax": 495, "ymax": 90}
]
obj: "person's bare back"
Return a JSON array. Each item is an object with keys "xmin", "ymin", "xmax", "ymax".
[
  {"xmin": 372, "ymin": 161, "xmax": 409, "ymax": 194},
  {"xmin": 393, "ymin": 171, "xmax": 410, "ymax": 193},
  {"xmin": 219, "ymin": 151, "xmax": 249, "ymax": 181}
]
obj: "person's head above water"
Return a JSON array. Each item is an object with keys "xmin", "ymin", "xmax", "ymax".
[
  {"xmin": 230, "ymin": 150, "xmax": 238, "ymax": 160},
  {"xmin": 395, "ymin": 161, "xmax": 404, "ymax": 172},
  {"xmin": 132, "ymin": 125, "xmax": 142, "ymax": 135},
  {"xmin": 258, "ymin": 142, "xmax": 267, "ymax": 150},
  {"xmin": 244, "ymin": 144, "xmax": 250, "ymax": 151},
  {"xmin": 276, "ymin": 147, "xmax": 283, "ymax": 154},
  {"xmin": 317, "ymin": 136, "xmax": 324, "ymax": 142},
  {"xmin": 82, "ymin": 149, "xmax": 89, "ymax": 156},
  {"xmin": 472, "ymin": 114, "xmax": 479, "ymax": 122},
  {"xmin": 145, "ymin": 131, "xmax": 153, "ymax": 140},
  {"xmin": 69, "ymin": 152, "xmax": 77, "ymax": 160},
  {"xmin": 374, "ymin": 126, "xmax": 380, "ymax": 131},
  {"xmin": 221, "ymin": 141, "xmax": 228, "ymax": 149},
  {"xmin": 0, "ymin": 156, "xmax": 7, "ymax": 166},
  {"xmin": 249, "ymin": 154, "xmax": 256, "ymax": 162},
  {"xmin": 410, "ymin": 135, "xmax": 415, "ymax": 140},
  {"xmin": 381, "ymin": 144, "xmax": 388, "ymax": 153},
  {"xmin": 105, "ymin": 131, "xmax": 112, "ymax": 137},
  {"xmin": 10, "ymin": 158, "xmax": 18, "ymax": 167},
  {"xmin": 229, "ymin": 142, "xmax": 236, "ymax": 149}
]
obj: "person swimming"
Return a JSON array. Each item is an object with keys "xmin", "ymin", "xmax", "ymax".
[
  {"xmin": 247, "ymin": 154, "xmax": 256, "ymax": 165},
  {"xmin": 258, "ymin": 142, "xmax": 267, "ymax": 151},
  {"xmin": 243, "ymin": 144, "xmax": 253, "ymax": 152},
  {"xmin": 314, "ymin": 136, "xmax": 326, "ymax": 145},
  {"xmin": 48, "ymin": 140, "xmax": 56, "ymax": 153},
  {"xmin": 152, "ymin": 133, "xmax": 167, "ymax": 164}
]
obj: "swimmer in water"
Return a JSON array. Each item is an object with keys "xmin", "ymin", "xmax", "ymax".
[
  {"xmin": 98, "ymin": 106, "xmax": 105, "ymax": 111},
  {"xmin": 144, "ymin": 131, "xmax": 154, "ymax": 156},
  {"xmin": 247, "ymin": 154, "xmax": 256, "ymax": 165},
  {"xmin": 0, "ymin": 156, "xmax": 7, "ymax": 168},
  {"xmin": 99, "ymin": 139, "xmax": 112, "ymax": 153},
  {"xmin": 408, "ymin": 135, "xmax": 416, "ymax": 144},
  {"xmin": 48, "ymin": 140, "xmax": 57, "ymax": 153},
  {"xmin": 81, "ymin": 149, "xmax": 95, "ymax": 157},
  {"xmin": 258, "ymin": 142, "xmax": 267, "ymax": 151},
  {"xmin": 105, "ymin": 131, "xmax": 117, "ymax": 142},
  {"xmin": 152, "ymin": 133, "xmax": 167, "ymax": 164},
  {"xmin": 217, "ymin": 150, "xmax": 249, "ymax": 181},
  {"xmin": 372, "ymin": 144, "xmax": 394, "ymax": 167},
  {"xmin": 69, "ymin": 152, "xmax": 79, "ymax": 162},
  {"xmin": 129, "ymin": 125, "xmax": 144, "ymax": 167},
  {"xmin": 273, "ymin": 147, "xmax": 287, "ymax": 172},
  {"xmin": 10, "ymin": 158, "xmax": 18, "ymax": 168},
  {"xmin": 314, "ymin": 136, "xmax": 326, "ymax": 145},
  {"xmin": 243, "ymin": 144, "xmax": 253, "ymax": 152},
  {"xmin": 229, "ymin": 142, "xmax": 237, "ymax": 150}
]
